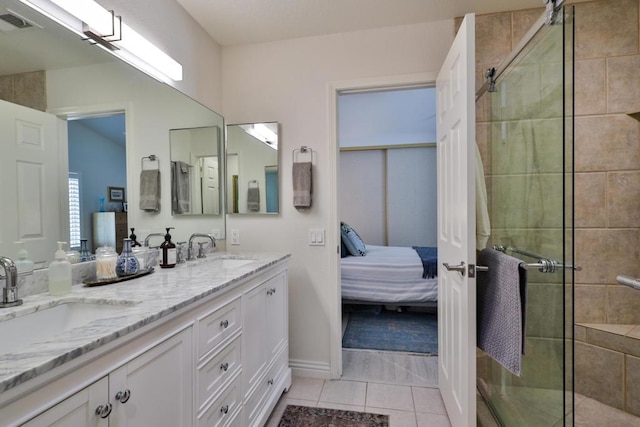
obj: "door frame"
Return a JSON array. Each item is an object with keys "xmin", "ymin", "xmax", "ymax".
[{"xmin": 327, "ymin": 72, "xmax": 437, "ymax": 378}]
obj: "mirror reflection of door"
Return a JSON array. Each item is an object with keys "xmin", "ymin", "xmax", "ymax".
[
  {"xmin": 200, "ymin": 156, "xmax": 219, "ymax": 214},
  {"xmin": 265, "ymin": 166, "xmax": 278, "ymax": 213}
]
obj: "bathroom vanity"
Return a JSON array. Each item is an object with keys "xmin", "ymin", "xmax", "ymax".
[{"xmin": 0, "ymin": 253, "xmax": 290, "ymax": 426}]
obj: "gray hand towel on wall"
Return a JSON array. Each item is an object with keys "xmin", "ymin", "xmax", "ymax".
[
  {"xmin": 293, "ymin": 161, "xmax": 312, "ymax": 208},
  {"xmin": 247, "ymin": 185, "xmax": 260, "ymax": 212},
  {"xmin": 477, "ymin": 247, "xmax": 527, "ymax": 376},
  {"xmin": 171, "ymin": 161, "xmax": 190, "ymax": 214},
  {"xmin": 139, "ymin": 169, "xmax": 161, "ymax": 212}
]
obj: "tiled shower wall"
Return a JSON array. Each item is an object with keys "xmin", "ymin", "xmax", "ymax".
[
  {"xmin": 0, "ymin": 70, "xmax": 46, "ymax": 111},
  {"xmin": 468, "ymin": 0, "xmax": 640, "ymax": 331}
]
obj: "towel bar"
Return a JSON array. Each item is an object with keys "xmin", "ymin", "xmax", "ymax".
[{"xmin": 480, "ymin": 245, "xmax": 582, "ymax": 273}]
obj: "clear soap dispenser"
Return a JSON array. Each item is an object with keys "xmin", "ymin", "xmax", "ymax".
[
  {"xmin": 14, "ymin": 241, "xmax": 34, "ymax": 274},
  {"xmin": 49, "ymin": 241, "xmax": 72, "ymax": 295}
]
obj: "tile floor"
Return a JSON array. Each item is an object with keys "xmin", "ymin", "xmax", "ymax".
[{"xmin": 266, "ymin": 348, "xmax": 450, "ymax": 426}]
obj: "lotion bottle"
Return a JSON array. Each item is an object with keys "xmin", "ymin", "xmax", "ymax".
[
  {"xmin": 160, "ymin": 227, "xmax": 176, "ymax": 268},
  {"xmin": 49, "ymin": 241, "xmax": 72, "ymax": 295}
]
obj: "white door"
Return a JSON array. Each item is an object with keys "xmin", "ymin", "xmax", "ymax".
[
  {"xmin": 202, "ymin": 156, "xmax": 219, "ymax": 214},
  {"xmin": 436, "ymin": 13, "xmax": 476, "ymax": 427},
  {"xmin": 0, "ymin": 100, "xmax": 67, "ymax": 266}
]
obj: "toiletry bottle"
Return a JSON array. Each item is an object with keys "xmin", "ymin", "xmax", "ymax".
[
  {"xmin": 159, "ymin": 227, "xmax": 176, "ymax": 268},
  {"xmin": 49, "ymin": 241, "xmax": 72, "ymax": 295},
  {"xmin": 14, "ymin": 241, "xmax": 34, "ymax": 274}
]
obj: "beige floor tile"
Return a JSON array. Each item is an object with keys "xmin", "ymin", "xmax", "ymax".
[
  {"xmin": 412, "ymin": 386, "xmax": 447, "ymax": 415},
  {"xmin": 369, "ymin": 407, "xmax": 418, "ymax": 427},
  {"xmin": 366, "ymin": 382, "xmax": 415, "ymax": 411},
  {"xmin": 319, "ymin": 379, "xmax": 367, "ymax": 406},
  {"xmin": 285, "ymin": 376, "xmax": 324, "ymax": 401},
  {"xmin": 575, "ymin": 397, "xmax": 640, "ymax": 427},
  {"xmin": 316, "ymin": 401, "xmax": 365, "ymax": 412},
  {"xmin": 416, "ymin": 411, "xmax": 452, "ymax": 427}
]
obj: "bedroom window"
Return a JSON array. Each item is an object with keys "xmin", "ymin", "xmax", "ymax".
[{"xmin": 338, "ymin": 86, "xmax": 437, "ymax": 248}]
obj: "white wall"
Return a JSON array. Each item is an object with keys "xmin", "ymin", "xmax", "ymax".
[
  {"xmin": 222, "ymin": 21, "xmax": 454, "ymax": 375},
  {"xmin": 95, "ymin": 0, "xmax": 223, "ymax": 112}
]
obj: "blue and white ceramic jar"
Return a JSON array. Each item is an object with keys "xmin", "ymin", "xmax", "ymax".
[{"xmin": 116, "ymin": 238, "xmax": 140, "ymax": 277}]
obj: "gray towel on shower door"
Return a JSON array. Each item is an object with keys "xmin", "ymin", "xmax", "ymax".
[
  {"xmin": 171, "ymin": 161, "xmax": 190, "ymax": 214},
  {"xmin": 477, "ymin": 248, "xmax": 527, "ymax": 376}
]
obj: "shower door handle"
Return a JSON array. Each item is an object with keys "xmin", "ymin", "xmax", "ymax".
[{"xmin": 443, "ymin": 262, "xmax": 466, "ymax": 276}]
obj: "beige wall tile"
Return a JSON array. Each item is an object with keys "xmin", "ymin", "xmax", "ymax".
[
  {"xmin": 511, "ymin": 8, "xmax": 544, "ymax": 49},
  {"xmin": 575, "ymin": 59, "xmax": 607, "ymax": 116},
  {"xmin": 575, "ymin": 285, "xmax": 607, "ymax": 323},
  {"xmin": 626, "ymin": 355, "xmax": 640, "ymax": 416},
  {"xmin": 526, "ymin": 283, "xmax": 564, "ymax": 338},
  {"xmin": 608, "ymin": 55, "xmax": 640, "ymax": 113},
  {"xmin": 575, "ymin": 173, "xmax": 607, "ymax": 228},
  {"xmin": 0, "ymin": 75, "xmax": 12, "ymax": 102},
  {"xmin": 607, "ymin": 285, "xmax": 640, "ymax": 324},
  {"xmin": 608, "ymin": 171, "xmax": 640, "ymax": 227},
  {"xmin": 585, "ymin": 325, "xmax": 640, "ymax": 357},
  {"xmin": 575, "ymin": 229, "xmax": 640, "ymax": 285},
  {"xmin": 574, "ymin": 0, "xmax": 639, "ymax": 60},
  {"xmin": 574, "ymin": 115, "xmax": 640, "ymax": 172},
  {"xmin": 575, "ymin": 341, "xmax": 625, "ymax": 409},
  {"xmin": 476, "ymin": 13, "xmax": 513, "ymax": 67},
  {"xmin": 575, "ymin": 324, "xmax": 587, "ymax": 342},
  {"xmin": 12, "ymin": 71, "xmax": 46, "ymax": 112}
]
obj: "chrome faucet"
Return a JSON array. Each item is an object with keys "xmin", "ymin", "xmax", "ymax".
[
  {"xmin": 144, "ymin": 233, "xmax": 164, "ymax": 248},
  {"xmin": 187, "ymin": 234, "xmax": 216, "ymax": 261},
  {"xmin": 0, "ymin": 256, "xmax": 22, "ymax": 308}
]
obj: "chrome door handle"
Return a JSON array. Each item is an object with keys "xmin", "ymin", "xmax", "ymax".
[{"xmin": 443, "ymin": 262, "xmax": 466, "ymax": 276}]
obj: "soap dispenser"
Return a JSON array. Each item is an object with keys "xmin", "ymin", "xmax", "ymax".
[
  {"xmin": 49, "ymin": 241, "xmax": 72, "ymax": 295},
  {"xmin": 159, "ymin": 227, "xmax": 176, "ymax": 268},
  {"xmin": 14, "ymin": 241, "xmax": 34, "ymax": 274}
]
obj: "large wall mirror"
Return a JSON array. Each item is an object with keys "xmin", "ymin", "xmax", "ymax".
[
  {"xmin": 170, "ymin": 126, "xmax": 223, "ymax": 215},
  {"xmin": 226, "ymin": 123, "xmax": 279, "ymax": 214},
  {"xmin": 0, "ymin": 0, "xmax": 225, "ymax": 267}
]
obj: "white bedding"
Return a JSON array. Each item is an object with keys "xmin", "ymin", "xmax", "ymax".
[{"xmin": 341, "ymin": 245, "xmax": 438, "ymax": 303}]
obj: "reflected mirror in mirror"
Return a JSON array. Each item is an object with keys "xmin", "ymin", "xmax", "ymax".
[
  {"xmin": 0, "ymin": 0, "xmax": 225, "ymax": 268},
  {"xmin": 170, "ymin": 126, "xmax": 222, "ymax": 215},
  {"xmin": 226, "ymin": 123, "xmax": 279, "ymax": 214}
]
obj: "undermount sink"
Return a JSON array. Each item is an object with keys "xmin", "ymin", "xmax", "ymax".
[
  {"xmin": 207, "ymin": 258, "xmax": 254, "ymax": 269},
  {"xmin": 0, "ymin": 301, "xmax": 139, "ymax": 355}
]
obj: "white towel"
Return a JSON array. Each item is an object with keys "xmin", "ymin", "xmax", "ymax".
[
  {"xmin": 293, "ymin": 161, "xmax": 312, "ymax": 208},
  {"xmin": 139, "ymin": 170, "xmax": 160, "ymax": 212},
  {"xmin": 476, "ymin": 143, "xmax": 491, "ymax": 249}
]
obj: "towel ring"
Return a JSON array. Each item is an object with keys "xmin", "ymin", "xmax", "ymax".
[
  {"xmin": 293, "ymin": 146, "xmax": 314, "ymax": 163},
  {"xmin": 141, "ymin": 154, "xmax": 159, "ymax": 170},
  {"xmin": 248, "ymin": 180, "xmax": 259, "ymax": 188}
]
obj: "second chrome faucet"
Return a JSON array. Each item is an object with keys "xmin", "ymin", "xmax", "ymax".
[{"xmin": 187, "ymin": 234, "xmax": 216, "ymax": 261}]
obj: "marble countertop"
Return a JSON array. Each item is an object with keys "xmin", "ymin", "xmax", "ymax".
[{"xmin": 0, "ymin": 252, "xmax": 289, "ymax": 395}]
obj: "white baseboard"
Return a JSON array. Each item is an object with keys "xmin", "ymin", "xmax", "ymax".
[{"xmin": 289, "ymin": 358, "xmax": 332, "ymax": 379}]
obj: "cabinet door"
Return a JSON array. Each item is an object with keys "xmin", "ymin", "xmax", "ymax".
[
  {"xmin": 109, "ymin": 328, "xmax": 193, "ymax": 427},
  {"xmin": 23, "ymin": 377, "xmax": 109, "ymax": 427},
  {"xmin": 265, "ymin": 272, "xmax": 287, "ymax": 360},
  {"xmin": 242, "ymin": 282, "xmax": 267, "ymax": 394}
]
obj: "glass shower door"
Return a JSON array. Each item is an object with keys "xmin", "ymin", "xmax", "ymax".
[{"xmin": 476, "ymin": 6, "xmax": 574, "ymax": 426}]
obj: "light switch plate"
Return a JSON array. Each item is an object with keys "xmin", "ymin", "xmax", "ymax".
[
  {"xmin": 230, "ymin": 229, "xmax": 240, "ymax": 245},
  {"xmin": 309, "ymin": 228, "xmax": 325, "ymax": 246}
]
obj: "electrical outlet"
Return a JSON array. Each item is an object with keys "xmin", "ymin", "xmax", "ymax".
[
  {"xmin": 211, "ymin": 229, "xmax": 221, "ymax": 239},
  {"xmin": 230, "ymin": 229, "xmax": 240, "ymax": 245}
]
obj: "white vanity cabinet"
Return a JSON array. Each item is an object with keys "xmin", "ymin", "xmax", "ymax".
[
  {"xmin": 1, "ymin": 258, "xmax": 290, "ymax": 427},
  {"xmin": 22, "ymin": 328, "xmax": 192, "ymax": 427},
  {"xmin": 242, "ymin": 269, "xmax": 289, "ymax": 427}
]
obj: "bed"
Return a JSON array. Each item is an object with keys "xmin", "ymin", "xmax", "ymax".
[{"xmin": 341, "ymin": 245, "xmax": 438, "ymax": 305}]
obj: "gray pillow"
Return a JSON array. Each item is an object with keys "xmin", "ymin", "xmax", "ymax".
[{"xmin": 340, "ymin": 222, "xmax": 366, "ymax": 256}]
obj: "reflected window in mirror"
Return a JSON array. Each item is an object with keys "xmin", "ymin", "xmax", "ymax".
[
  {"xmin": 226, "ymin": 122, "xmax": 279, "ymax": 214},
  {"xmin": 170, "ymin": 126, "xmax": 222, "ymax": 216}
]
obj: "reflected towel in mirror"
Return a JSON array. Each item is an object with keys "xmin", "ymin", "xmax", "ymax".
[
  {"xmin": 171, "ymin": 161, "xmax": 191, "ymax": 214},
  {"xmin": 293, "ymin": 161, "xmax": 312, "ymax": 208},
  {"xmin": 139, "ymin": 170, "xmax": 160, "ymax": 212},
  {"xmin": 247, "ymin": 183, "xmax": 260, "ymax": 212}
]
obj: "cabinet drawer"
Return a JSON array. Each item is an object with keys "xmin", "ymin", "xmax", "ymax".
[
  {"xmin": 197, "ymin": 374, "xmax": 241, "ymax": 427},
  {"xmin": 197, "ymin": 298, "xmax": 241, "ymax": 360},
  {"xmin": 197, "ymin": 335, "xmax": 242, "ymax": 413}
]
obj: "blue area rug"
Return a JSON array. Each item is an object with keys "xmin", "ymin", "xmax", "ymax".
[{"xmin": 342, "ymin": 310, "xmax": 438, "ymax": 354}]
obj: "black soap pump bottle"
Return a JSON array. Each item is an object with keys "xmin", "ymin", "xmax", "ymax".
[{"xmin": 160, "ymin": 227, "xmax": 177, "ymax": 268}]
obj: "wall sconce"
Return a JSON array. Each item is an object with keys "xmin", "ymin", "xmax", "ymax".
[{"xmin": 19, "ymin": 0, "xmax": 183, "ymax": 83}]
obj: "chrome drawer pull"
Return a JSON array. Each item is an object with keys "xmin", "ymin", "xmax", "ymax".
[
  {"xmin": 220, "ymin": 404, "xmax": 229, "ymax": 414},
  {"xmin": 220, "ymin": 319, "xmax": 229, "ymax": 328},
  {"xmin": 115, "ymin": 389, "xmax": 131, "ymax": 404},
  {"xmin": 220, "ymin": 362, "xmax": 229, "ymax": 371},
  {"xmin": 95, "ymin": 403, "xmax": 112, "ymax": 419}
]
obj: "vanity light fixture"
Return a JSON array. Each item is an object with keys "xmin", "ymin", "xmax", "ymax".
[
  {"xmin": 241, "ymin": 123, "xmax": 278, "ymax": 150},
  {"xmin": 18, "ymin": 0, "xmax": 183, "ymax": 83}
]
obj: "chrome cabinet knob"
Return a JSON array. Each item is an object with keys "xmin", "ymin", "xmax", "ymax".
[
  {"xmin": 95, "ymin": 403, "xmax": 112, "ymax": 419},
  {"xmin": 220, "ymin": 362, "xmax": 229, "ymax": 371},
  {"xmin": 267, "ymin": 378, "xmax": 274, "ymax": 385},
  {"xmin": 115, "ymin": 389, "xmax": 131, "ymax": 404},
  {"xmin": 220, "ymin": 319, "xmax": 229, "ymax": 328},
  {"xmin": 220, "ymin": 404, "xmax": 229, "ymax": 414}
]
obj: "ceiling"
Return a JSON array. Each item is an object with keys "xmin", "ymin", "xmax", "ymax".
[{"xmin": 176, "ymin": 0, "xmax": 549, "ymax": 47}]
